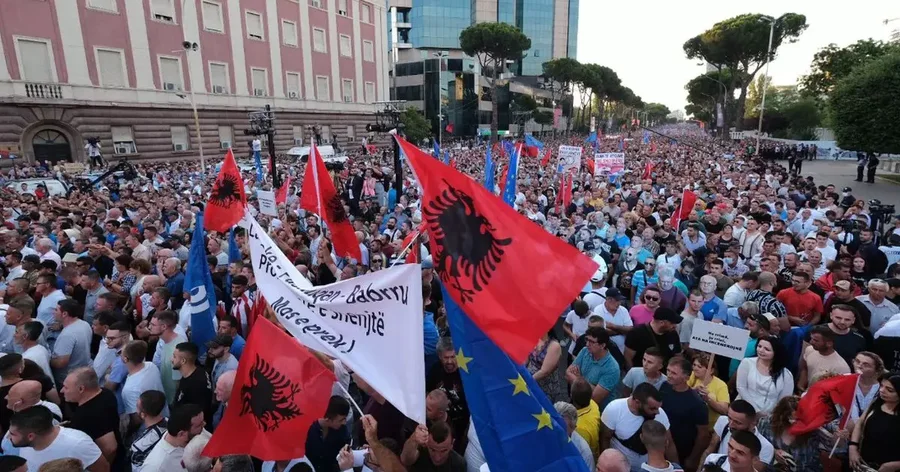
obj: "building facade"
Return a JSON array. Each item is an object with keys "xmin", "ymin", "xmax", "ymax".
[{"xmin": 0, "ymin": 0, "xmax": 390, "ymax": 165}]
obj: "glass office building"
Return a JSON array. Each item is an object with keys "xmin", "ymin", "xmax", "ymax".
[
  {"xmin": 567, "ymin": 0, "xmax": 578, "ymax": 58},
  {"xmin": 516, "ymin": 0, "xmax": 555, "ymax": 76},
  {"xmin": 408, "ymin": 0, "xmax": 472, "ymax": 50}
]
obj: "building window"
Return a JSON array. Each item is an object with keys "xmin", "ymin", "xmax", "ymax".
[
  {"xmin": 361, "ymin": 4, "xmax": 370, "ymax": 23},
  {"xmin": 171, "ymin": 125, "xmax": 189, "ymax": 151},
  {"xmin": 95, "ymin": 48, "xmax": 127, "ymax": 87},
  {"xmin": 362, "ymin": 40, "xmax": 374, "ymax": 62},
  {"xmin": 312, "ymin": 29, "xmax": 327, "ymax": 53},
  {"xmin": 364, "ymin": 81, "xmax": 375, "ymax": 103},
  {"xmin": 337, "ymin": 0, "xmax": 348, "ymax": 16},
  {"xmin": 341, "ymin": 78, "xmax": 353, "ymax": 102},
  {"xmin": 150, "ymin": 0, "xmax": 176, "ymax": 23},
  {"xmin": 292, "ymin": 125, "xmax": 304, "ymax": 146},
  {"xmin": 245, "ymin": 11, "xmax": 264, "ymax": 40},
  {"xmin": 15, "ymin": 38, "xmax": 56, "ymax": 83},
  {"xmin": 309, "ymin": 0, "xmax": 322, "ymax": 9},
  {"xmin": 315, "ymin": 75, "xmax": 329, "ymax": 100},
  {"xmin": 218, "ymin": 125, "xmax": 233, "ymax": 149},
  {"xmin": 209, "ymin": 62, "xmax": 229, "ymax": 94},
  {"xmin": 533, "ymin": 49, "xmax": 539, "ymax": 58},
  {"xmin": 158, "ymin": 56, "xmax": 182, "ymax": 91},
  {"xmin": 321, "ymin": 125, "xmax": 332, "ymax": 142},
  {"xmin": 111, "ymin": 126, "xmax": 137, "ymax": 154},
  {"xmin": 286, "ymin": 72, "xmax": 301, "ymax": 98},
  {"xmin": 346, "ymin": 125, "xmax": 355, "ymax": 142},
  {"xmin": 201, "ymin": 1, "xmax": 224, "ymax": 32},
  {"xmin": 282, "ymin": 20, "xmax": 298, "ymax": 46},
  {"xmin": 339, "ymin": 35, "xmax": 352, "ymax": 57},
  {"xmin": 251, "ymin": 68, "xmax": 268, "ymax": 96},
  {"xmin": 87, "ymin": 0, "xmax": 117, "ymax": 13}
]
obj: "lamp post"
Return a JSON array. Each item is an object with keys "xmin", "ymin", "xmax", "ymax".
[
  {"xmin": 433, "ymin": 51, "xmax": 449, "ymax": 147},
  {"xmin": 174, "ymin": 42, "xmax": 206, "ymax": 173},
  {"xmin": 756, "ymin": 15, "xmax": 776, "ymax": 155}
]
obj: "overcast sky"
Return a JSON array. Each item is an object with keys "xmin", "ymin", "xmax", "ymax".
[{"xmin": 575, "ymin": 1, "xmax": 899, "ymax": 114}]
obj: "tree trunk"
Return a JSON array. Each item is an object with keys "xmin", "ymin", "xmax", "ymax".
[
  {"xmin": 586, "ymin": 92, "xmax": 594, "ymax": 130},
  {"xmin": 491, "ymin": 58, "xmax": 500, "ymax": 144},
  {"xmin": 734, "ymin": 84, "xmax": 748, "ymax": 131}
]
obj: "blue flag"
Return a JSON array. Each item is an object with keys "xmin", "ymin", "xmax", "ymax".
[
  {"xmin": 253, "ymin": 149, "xmax": 264, "ymax": 182},
  {"xmin": 484, "ymin": 147, "xmax": 495, "ymax": 191},
  {"xmin": 433, "ymin": 140, "xmax": 441, "ymax": 158},
  {"xmin": 618, "ymin": 138, "xmax": 624, "ymax": 151},
  {"xmin": 524, "ymin": 134, "xmax": 544, "ymax": 151},
  {"xmin": 224, "ymin": 228, "xmax": 241, "ymax": 297},
  {"xmin": 184, "ymin": 213, "xmax": 218, "ymax": 357},
  {"xmin": 584, "ymin": 131, "xmax": 597, "ymax": 144},
  {"xmin": 643, "ymin": 131, "xmax": 651, "ymax": 144},
  {"xmin": 443, "ymin": 289, "xmax": 589, "ymax": 472},
  {"xmin": 502, "ymin": 144, "xmax": 519, "ymax": 207},
  {"xmin": 502, "ymin": 140, "xmax": 516, "ymax": 159},
  {"xmin": 444, "ymin": 150, "xmax": 451, "ymax": 166}
]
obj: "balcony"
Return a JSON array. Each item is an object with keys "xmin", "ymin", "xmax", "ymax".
[{"xmin": 24, "ymin": 83, "xmax": 64, "ymax": 100}]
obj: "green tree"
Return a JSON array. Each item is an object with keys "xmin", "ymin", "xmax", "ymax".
[
  {"xmin": 400, "ymin": 108, "xmax": 431, "ymax": 145},
  {"xmin": 800, "ymin": 39, "xmax": 899, "ymax": 98},
  {"xmin": 744, "ymin": 75, "xmax": 773, "ymax": 117},
  {"xmin": 512, "ymin": 94, "xmax": 538, "ymax": 127},
  {"xmin": 684, "ymin": 13, "xmax": 808, "ymax": 130},
  {"xmin": 542, "ymin": 58, "xmax": 579, "ymax": 132},
  {"xmin": 781, "ymin": 97, "xmax": 821, "ymax": 140},
  {"xmin": 460, "ymin": 22, "xmax": 531, "ymax": 143},
  {"xmin": 533, "ymin": 110, "xmax": 554, "ymax": 134},
  {"xmin": 830, "ymin": 53, "xmax": 900, "ymax": 153},
  {"xmin": 643, "ymin": 103, "xmax": 671, "ymax": 124}
]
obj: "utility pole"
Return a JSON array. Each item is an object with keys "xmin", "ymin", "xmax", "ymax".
[
  {"xmin": 245, "ymin": 105, "xmax": 280, "ymax": 188},
  {"xmin": 366, "ymin": 101, "xmax": 406, "ymax": 195}
]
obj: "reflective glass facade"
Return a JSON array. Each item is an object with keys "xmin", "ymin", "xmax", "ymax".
[
  {"xmin": 516, "ymin": 0, "xmax": 554, "ymax": 76},
  {"xmin": 497, "ymin": 0, "xmax": 515, "ymax": 25},
  {"xmin": 409, "ymin": 0, "xmax": 471, "ymax": 49},
  {"xmin": 567, "ymin": 0, "xmax": 578, "ymax": 58}
]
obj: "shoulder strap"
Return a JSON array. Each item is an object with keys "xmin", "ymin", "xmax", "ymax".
[{"xmin": 715, "ymin": 455, "xmax": 728, "ymax": 467}]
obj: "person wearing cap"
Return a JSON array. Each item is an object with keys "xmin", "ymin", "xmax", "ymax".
[
  {"xmin": 206, "ymin": 334, "xmax": 238, "ymax": 388},
  {"xmin": 582, "ymin": 269, "xmax": 609, "ymax": 311},
  {"xmin": 623, "ymin": 307, "xmax": 682, "ymax": 370},
  {"xmin": 591, "ymin": 288, "xmax": 633, "ymax": 354}
]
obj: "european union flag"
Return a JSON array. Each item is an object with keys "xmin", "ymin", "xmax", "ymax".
[
  {"xmin": 643, "ymin": 131, "xmax": 651, "ymax": 144},
  {"xmin": 443, "ymin": 289, "xmax": 589, "ymax": 472},
  {"xmin": 524, "ymin": 134, "xmax": 544, "ymax": 151},
  {"xmin": 502, "ymin": 140, "xmax": 516, "ymax": 159},
  {"xmin": 253, "ymin": 149, "xmax": 264, "ymax": 182},
  {"xmin": 484, "ymin": 147, "xmax": 495, "ymax": 191},
  {"xmin": 502, "ymin": 144, "xmax": 519, "ymax": 207},
  {"xmin": 584, "ymin": 131, "xmax": 597, "ymax": 144},
  {"xmin": 184, "ymin": 213, "xmax": 218, "ymax": 357},
  {"xmin": 433, "ymin": 140, "xmax": 441, "ymax": 158},
  {"xmin": 443, "ymin": 150, "xmax": 451, "ymax": 166}
]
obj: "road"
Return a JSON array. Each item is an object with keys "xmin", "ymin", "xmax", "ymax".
[{"xmin": 797, "ymin": 159, "xmax": 900, "ymax": 204}]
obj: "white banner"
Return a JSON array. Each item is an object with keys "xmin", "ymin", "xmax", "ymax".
[
  {"xmin": 557, "ymin": 145, "xmax": 583, "ymax": 173},
  {"xmin": 242, "ymin": 213, "xmax": 426, "ymax": 422},
  {"xmin": 257, "ymin": 190, "xmax": 277, "ymax": 216},
  {"xmin": 689, "ymin": 319, "xmax": 750, "ymax": 360},
  {"xmin": 594, "ymin": 152, "xmax": 625, "ymax": 174}
]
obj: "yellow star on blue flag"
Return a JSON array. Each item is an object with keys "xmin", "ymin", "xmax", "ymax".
[{"xmin": 442, "ymin": 287, "xmax": 588, "ymax": 472}]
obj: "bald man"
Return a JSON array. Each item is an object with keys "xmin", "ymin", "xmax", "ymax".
[
  {"xmin": 212, "ymin": 370, "xmax": 236, "ymax": 431},
  {"xmin": 1, "ymin": 380, "xmax": 63, "ymax": 456},
  {"xmin": 596, "ymin": 449, "xmax": 629, "ymax": 472}
]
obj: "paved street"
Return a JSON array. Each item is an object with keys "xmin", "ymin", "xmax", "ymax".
[{"xmin": 796, "ymin": 159, "xmax": 900, "ymax": 204}]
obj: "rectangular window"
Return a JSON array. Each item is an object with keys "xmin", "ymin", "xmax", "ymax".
[
  {"xmin": 16, "ymin": 38, "xmax": 54, "ymax": 83},
  {"xmin": 201, "ymin": 1, "xmax": 224, "ymax": 32},
  {"xmin": 96, "ymin": 48, "xmax": 127, "ymax": 87},
  {"xmin": 159, "ymin": 56, "xmax": 182, "ymax": 90},
  {"xmin": 362, "ymin": 40, "xmax": 374, "ymax": 62},
  {"xmin": 338, "ymin": 0, "xmax": 348, "ymax": 15},
  {"xmin": 150, "ymin": 0, "xmax": 176, "ymax": 23},
  {"xmin": 292, "ymin": 125, "xmax": 304, "ymax": 146},
  {"xmin": 364, "ymin": 81, "xmax": 375, "ymax": 103},
  {"xmin": 170, "ymin": 125, "xmax": 189, "ymax": 151},
  {"xmin": 361, "ymin": 4, "xmax": 370, "ymax": 23},
  {"xmin": 87, "ymin": 0, "xmax": 117, "ymax": 13},
  {"xmin": 286, "ymin": 72, "xmax": 301, "ymax": 98},
  {"xmin": 245, "ymin": 11, "xmax": 264, "ymax": 40},
  {"xmin": 312, "ymin": 28, "xmax": 326, "ymax": 53},
  {"xmin": 339, "ymin": 34, "xmax": 351, "ymax": 57},
  {"xmin": 111, "ymin": 126, "xmax": 137, "ymax": 154},
  {"xmin": 218, "ymin": 125, "xmax": 233, "ymax": 149},
  {"xmin": 346, "ymin": 125, "xmax": 355, "ymax": 142},
  {"xmin": 251, "ymin": 68, "xmax": 268, "ymax": 96},
  {"xmin": 209, "ymin": 62, "xmax": 228, "ymax": 94},
  {"xmin": 321, "ymin": 125, "xmax": 332, "ymax": 142},
  {"xmin": 310, "ymin": 0, "xmax": 322, "ymax": 9},
  {"xmin": 282, "ymin": 20, "xmax": 298, "ymax": 46},
  {"xmin": 315, "ymin": 75, "xmax": 329, "ymax": 100},
  {"xmin": 341, "ymin": 78, "xmax": 353, "ymax": 102}
]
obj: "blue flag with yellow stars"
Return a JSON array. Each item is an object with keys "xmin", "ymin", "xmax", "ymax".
[{"xmin": 442, "ymin": 287, "xmax": 589, "ymax": 472}]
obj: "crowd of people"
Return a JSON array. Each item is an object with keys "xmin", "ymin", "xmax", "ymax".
[{"xmin": 0, "ymin": 123, "xmax": 898, "ymax": 472}]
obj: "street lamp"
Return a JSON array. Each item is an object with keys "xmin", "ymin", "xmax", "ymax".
[
  {"xmin": 433, "ymin": 51, "xmax": 449, "ymax": 147},
  {"xmin": 173, "ymin": 42, "xmax": 205, "ymax": 173},
  {"xmin": 756, "ymin": 15, "xmax": 776, "ymax": 155}
]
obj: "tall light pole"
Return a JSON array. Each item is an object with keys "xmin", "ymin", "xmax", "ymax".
[
  {"xmin": 433, "ymin": 50, "xmax": 449, "ymax": 147},
  {"xmin": 756, "ymin": 15, "xmax": 776, "ymax": 155},
  {"xmin": 175, "ymin": 42, "xmax": 206, "ymax": 173}
]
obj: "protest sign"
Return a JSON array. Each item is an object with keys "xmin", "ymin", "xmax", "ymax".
[
  {"xmin": 557, "ymin": 145, "xmax": 583, "ymax": 173},
  {"xmin": 689, "ymin": 319, "xmax": 750, "ymax": 360},
  {"xmin": 594, "ymin": 153, "xmax": 626, "ymax": 174},
  {"xmin": 257, "ymin": 190, "xmax": 277, "ymax": 216},
  {"xmin": 243, "ymin": 213, "xmax": 426, "ymax": 422}
]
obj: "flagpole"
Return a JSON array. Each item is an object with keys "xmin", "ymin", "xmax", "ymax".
[
  {"xmin": 390, "ymin": 230, "xmax": 422, "ymax": 267},
  {"xmin": 336, "ymin": 382, "xmax": 365, "ymax": 419},
  {"xmin": 673, "ymin": 189, "xmax": 686, "ymax": 230}
]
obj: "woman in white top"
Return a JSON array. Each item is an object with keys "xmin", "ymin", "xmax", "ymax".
[{"xmin": 736, "ymin": 336, "xmax": 794, "ymax": 416}]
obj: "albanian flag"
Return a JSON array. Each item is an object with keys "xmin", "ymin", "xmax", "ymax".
[
  {"xmin": 203, "ymin": 317, "xmax": 335, "ymax": 460},
  {"xmin": 790, "ymin": 373, "xmax": 859, "ymax": 436},
  {"xmin": 395, "ymin": 136, "xmax": 597, "ymax": 363},
  {"xmin": 205, "ymin": 148, "xmax": 247, "ymax": 233},
  {"xmin": 671, "ymin": 189, "xmax": 697, "ymax": 230},
  {"xmin": 299, "ymin": 144, "xmax": 362, "ymax": 263},
  {"xmin": 275, "ymin": 175, "xmax": 292, "ymax": 205}
]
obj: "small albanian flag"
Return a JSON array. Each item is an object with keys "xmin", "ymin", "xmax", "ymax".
[
  {"xmin": 205, "ymin": 148, "xmax": 247, "ymax": 233},
  {"xmin": 275, "ymin": 175, "xmax": 292, "ymax": 205},
  {"xmin": 203, "ymin": 317, "xmax": 335, "ymax": 460},
  {"xmin": 790, "ymin": 373, "xmax": 859, "ymax": 436}
]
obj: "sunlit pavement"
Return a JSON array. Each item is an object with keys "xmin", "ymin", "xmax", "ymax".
[{"xmin": 791, "ymin": 159, "xmax": 900, "ymax": 204}]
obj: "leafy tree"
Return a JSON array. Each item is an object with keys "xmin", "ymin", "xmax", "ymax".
[
  {"xmin": 781, "ymin": 97, "xmax": 821, "ymax": 140},
  {"xmin": 685, "ymin": 69, "xmax": 739, "ymax": 127},
  {"xmin": 684, "ymin": 13, "xmax": 808, "ymax": 129},
  {"xmin": 533, "ymin": 110, "xmax": 554, "ymax": 134},
  {"xmin": 643, "ymin": 103, "xmax": 671, "ymax": 123},
  {"xmin": 800, "ymin": 39, "xmax": 899, "ymax": 98},
  {"xmin": 400, "ymin": 108, "xmax": 431, "ymax": 145},
  {"xmin": 460, "ymin": 22, "xmax": 531, "ymax": 143},
  {"xmin": 685, "ymin": 104, "xmax": 713, "ymax": 124},
  {"xmin": 511, "ymin": 94, "xmax": 538, "ymax": 126},
  {"xmin": 542, "ymin": 58, "xmax": 579, "ymax": 132},
  {"xmin": 830, "ymin": 53, "xmax": 900, "ymax": 153}
]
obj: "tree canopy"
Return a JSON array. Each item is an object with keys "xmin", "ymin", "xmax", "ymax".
[
  {"xmin": 400, "ymin": 108, "xmax": 431, "ymax": 145},
  {"xmin": 799, "ymin": 39, "xmax": 899, "ymax": 98},
  {"xmin": 830, "ymin": 53, "xmax": 900, "ymax": 154},
  {"xmin": 644, "ymin": 103, "xmax": 671, "ymax": 123}
]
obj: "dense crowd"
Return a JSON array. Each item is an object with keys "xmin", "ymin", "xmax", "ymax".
[{"xmin": 0, "ymin": 124, "xmax": 898, "ymax": 472}]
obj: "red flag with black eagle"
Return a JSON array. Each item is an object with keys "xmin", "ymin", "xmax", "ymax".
[
  {"xmin": 299, "ymin": 144, "xmax": 363, "ymax": 262},
  {"xmin": 396, "ymin": 136, "xmax": 597, "ymax": 363},
  {"xmin": 205, "ymin": 148, "xmax": 247, "ymax": 232},
  {"xmin": 202, "ymin": 317, "xmax": 335, "ymax": 460},
  {"xmin": 671, "ymin": 189, "xmax": 697, "ymax": 230},
  {"xmin": 790, "ymin": 373, "xmax": 859, "ymax": 436}
]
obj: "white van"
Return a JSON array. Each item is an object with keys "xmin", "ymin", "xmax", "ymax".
[{"xmin": 286, "ymin": 145, "xmax": 349, "ymax": 165}]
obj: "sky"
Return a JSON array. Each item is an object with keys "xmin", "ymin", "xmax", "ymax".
[{"xmin": 576, "ymin": 1, "xmax": 899, "ymax": 115}]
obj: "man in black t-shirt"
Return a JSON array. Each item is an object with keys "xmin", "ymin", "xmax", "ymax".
[
  {"xmin": 61, "ymin": 367, "xmax": 125, "ymax": 471},
  {"xmin": 623, "ymin": 307, "xmax": 682, "ymax": 369},
  {"xmin": 172, "ymin": 342, "xmax": 213, "ymax": 426},
  {"xmin": 400, "ymin": 421, "xmax": 466, "ymax": 472},
  {"xmin": 425, "ymin": 340, "xmax": 469, "ymax": 455}
]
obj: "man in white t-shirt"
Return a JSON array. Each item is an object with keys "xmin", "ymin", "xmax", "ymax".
[
  {"xmin": 7, "ymin": 404, "xmax": 108, "ymax": 471},
  {"xmin": 591, "ymin": 288, "xmax": 633, "ymax": 353},
  {"xmin": 141, "ymin": 403, "xmax": 207, "ymax": 472},
  {"xmin": 122, "ymin": 340, "xmax": 167, "ymax": 429},
  {"xmin": 701, "ymin": 399, "xmax": 774, "ymax": 470},
  {"xmin": 702, "ymin": 430, "xmax": 762, "ymax": 472},
  {"xmin": 564, "ymin": 301, "xmax": 592, "ymax": 354},
  {"xmin": 600, "ymin": 383, "xmax": 677, "ymax": 471},
  {"xmin": 16, "ymin": 322, "xmax": 54, "ymax": 386}
]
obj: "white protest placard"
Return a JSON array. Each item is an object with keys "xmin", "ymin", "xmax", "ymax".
[
  {"xmin": 689, "ymin": 319, "xmax": 750, "ymax": 360},
  {"xmin": 594, "ymin": 152, "xmax": 626, "ymax": 175},
  {"xmin": 557, "ymin": 145, "xmax": 583, "ymax": 173},
  {"xmin": 242, "ymin": 213, "xmax": 426, "ymax": 422},
  {"xmin": 257, "ymin": 190, "xmax": 277, "ymax": 216}
]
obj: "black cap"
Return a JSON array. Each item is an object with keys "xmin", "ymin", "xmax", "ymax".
[
  {"xmin": 842, "ymin": 187, "xmax": 852, "ymax": 192},
  {"xmin": 653, "ymin": 307, "xmax": 683, "ymax": 324},
  {"xmin": 16, "ymin": 215, "xmax": 31, "ymax": 222},
  {"xmin": 206, "ymin": 334, "xmax": 233, "ymax": 349},
  {"xmin": 23, "ymin": 254, "xmax": 41, "ymax": 264},
  {"xmin": 605, "ymin": 288, "xmax": 627, "ymax": 302}
]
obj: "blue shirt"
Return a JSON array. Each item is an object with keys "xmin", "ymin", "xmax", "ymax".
[
  {"xmin": 230, "ymin": 335, "xmax": 246, "ymax": 360},
  {"xmin": 573, "ymin": 350, "xmax": 620, "ymax": 410},
  {"xmin": 701, "ymin": 297, "xmax": 728, "ymax": 322},
  {"xmin": 108, "ymin": 356, "xmax": 129, "ymax": 415},
  {"xmin": 715, "ymin": 307, "xmax": 747, "ymax": 328},
  {"xmin": 423, "ymin": 312, "xmax": 439, "ymax": 371},
  {"xmin": 632, "ymin": 270, "xmax": 659, "ymax": 304}
]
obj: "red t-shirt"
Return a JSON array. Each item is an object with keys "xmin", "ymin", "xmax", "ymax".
[{"xmin": 776, "ymin": 288, "xmax": 824, "ymax": 323}]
